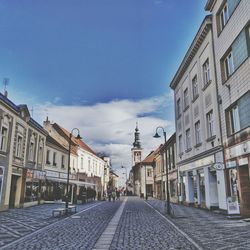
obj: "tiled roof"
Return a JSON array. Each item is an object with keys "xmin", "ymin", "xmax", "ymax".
[
  {"xmin": 53, "ymin": 123, "xmax": 97, "ymax": 156},
  {"xmin": 46, "ymin": 135, "xmax": 68, "ymax": 153},
  {"xmin": 141, "ymin": 144, "xmax": 163, "ymax": 165}
]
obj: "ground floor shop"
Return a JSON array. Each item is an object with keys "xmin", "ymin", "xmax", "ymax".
[
  {"xmin": 178, "ymin": 151, "xmax": 227, "ymax": 211},
  {"xmin": 225, "ymin": 140, "xmax": 250, "ymax": 217}
]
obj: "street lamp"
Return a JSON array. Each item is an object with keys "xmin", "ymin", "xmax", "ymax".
[
  {"xmin": 66, "ymin": 128, "xmax": 82, "ymax": 214},
  {"xmin": 121, "ymin": 165, "xmax": 127, "ymax": 195},
  {"xmin": 153, "ymin": 127, "xmax": 170, "ymax": 215}
]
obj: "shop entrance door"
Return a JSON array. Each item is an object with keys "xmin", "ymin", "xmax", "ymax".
[{"xmin": 9, "ymin": 175, "xmax": 19, "ymax": 208}]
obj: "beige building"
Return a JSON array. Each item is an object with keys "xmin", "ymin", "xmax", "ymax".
[
  {"xmin": 170, "ymin": 15, "xmax": 227, "ymax": 211},
  {"xmin": 205, "ymin": 0, "xmax": 250, "ymax": 216}
]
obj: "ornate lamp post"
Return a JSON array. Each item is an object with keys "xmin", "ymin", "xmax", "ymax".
[
  {"xmin": 66, "ymin": 128, "xmax": 81, "ymax": 214},
  {"xmin": 153, "ymin": 127, "xmax": 170, "ymax": 215}
]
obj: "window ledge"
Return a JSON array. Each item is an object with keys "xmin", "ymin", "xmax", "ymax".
[
  {"xmin": 192, "ymin": 95, "xmax": 199, "ymax": 103},
  {"xmin": 194, "ymin": 143, "xmax": 202, "ymax": 148},
  {"xmin": 185, "ymin": 148, "xmax": 192, "ymax": 153},
  {"xmin": 183, "ymin": 105, "xmax": 190, "ymax": 112},
  {"xmin": 202, "ymin": 80, "xmax": 212, "ymax": 91},
  {"xmin": 206, "ymin": 135, "xmax": 216, "ymax": 142}
]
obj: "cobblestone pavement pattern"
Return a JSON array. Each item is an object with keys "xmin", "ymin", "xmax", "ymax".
[
  {"xmin": 0, "ymin": 201, "xmax": 112, "ymax": 249},
  {"xmin": 147, "ymin": 198, "xmax": 250, "ymax": 250},
  {"xmin": 110, "ymin": 197, "xmax": 197, "ymax": 250}
]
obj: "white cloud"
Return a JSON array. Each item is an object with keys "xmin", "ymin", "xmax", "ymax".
[{"xmin": 10, "ymin": 93, "xmax": 175, "ymax": 185}]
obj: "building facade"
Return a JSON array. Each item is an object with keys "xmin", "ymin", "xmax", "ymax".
[
  {"xmin": 205, "ymin": 0, "xmax": 250, "ymax": 216},
  {"xmin": 170, "ymin": 15, "xmax": 227, "ymax": 211}
]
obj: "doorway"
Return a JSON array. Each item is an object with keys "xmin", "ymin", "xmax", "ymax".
[{"xmin": 9, "ymin": 175, "xmax": 19, "ymax": 208}]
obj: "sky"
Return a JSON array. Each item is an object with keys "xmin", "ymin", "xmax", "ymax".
[{"xmin": 0, "ymin": 0, "xmax": 207, "ymax": 184}]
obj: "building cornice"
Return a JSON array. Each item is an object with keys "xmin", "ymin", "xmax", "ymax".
[
  {"xmin": 205, "ymin": 0, "xmax": 216, "ymax": 11},
  {"xmin": 170, "ymin": 15, "xmax": 212, "ymax": 90},
  {"xmin": 177, "ymin": 145, "xmax": 223, "ymax": 167}
]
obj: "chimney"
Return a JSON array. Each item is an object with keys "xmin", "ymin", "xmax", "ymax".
[
  {"xmin": 4, "ymin": 90, "xmax": 8, "ymax": 98},
  {"xmin": 43, "ymin": 116, "xmax": 51, "ymax": 130}
]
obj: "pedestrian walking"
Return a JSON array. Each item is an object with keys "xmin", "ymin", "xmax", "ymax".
[
  {"xmin": 112, "ymin": 190, "xmax": 116, "ymax": 202},
  {"xmin": 116, "ymin": 190, "xmax": 120, "ymax": 200}
]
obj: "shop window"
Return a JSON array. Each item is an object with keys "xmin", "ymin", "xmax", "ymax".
[
  {"xmin": 229, "ymin": 168, "xmax": 239, "ymax": 202},
  {"xmin": 170, "ymin": 180, "xmax": 176, "ymax": 197}
]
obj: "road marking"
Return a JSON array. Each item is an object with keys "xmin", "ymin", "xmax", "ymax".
[
  {"xmin": 145, "ymin": 201, "xmax": 204, "ymax": 250},
  {"xmin": 92, "ymin": 198, "xmax": 127, "ymax": 250},
  {"xmin": 0, "ymin": 202, "xmax": 103, "ymax": 250}
]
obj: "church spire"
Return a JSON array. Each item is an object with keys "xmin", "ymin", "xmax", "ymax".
[{"xmin": 133, "ymin": 122, "xmax": 142, "ymax": 149}]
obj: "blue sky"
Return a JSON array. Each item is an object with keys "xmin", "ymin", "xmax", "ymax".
[{"xmin": 0, "ymin": 0, "xmax": 207, "ymax": 178}]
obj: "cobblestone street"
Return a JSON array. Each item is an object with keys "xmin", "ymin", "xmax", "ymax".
[{"xmin": 0, "ymin": 197, "xmax": 250, "ymax": 250}]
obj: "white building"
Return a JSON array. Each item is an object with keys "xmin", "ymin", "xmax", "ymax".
[
  {"xmin": 170, "ymin": 15, "xmax": 227, "ymax": 211},
  {"xmin": 205, "ymin": 0, "xmax": 250, "ymax": 217}
]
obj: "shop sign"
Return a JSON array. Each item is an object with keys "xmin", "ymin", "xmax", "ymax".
[
  {"xmin": 226, "ymin": 161, "xmax": 236, "ymax": 169},
  {"xmin": 226, "ymin": 141, "xmax": 250, "ymax": 159},
  {"xmin": 239, "ymin": 158, "xmax": 248, "ymax": 166},
  {"xmin": 46, "ymin": 170, "xmax": 59, "ymax": 178},
  {"xmin": 33, "ymin": 170, "xmax": 46, "ymax": 180},
  {"xmin": 227, "ymin": 198, "xmax": 240, "ymax": 215},
  {"xmin": 212, "ymin": 163, "xmax": 225, "ymax": 170},
  {"xmin": 60, "ymin": 173, "xmax": 67, "ymax": 179},
  {"xmin": 181, "ymin": 155, "xmax": 214, "ymax": 172}
]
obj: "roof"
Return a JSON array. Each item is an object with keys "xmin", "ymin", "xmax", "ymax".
[
  {"xmin": 170, "ymin": 15, "xmax": 212, "ymax": 90},
  {"xmin": 46, "ymin": 135, "xmax": 68, "ymax": 153},
  {"xmin": 52, "ymin": 123, "xmax": 98, "ymax": 157},
  {"xmin": 141, "ymin": 144, "xmax": 163, "ymax": 165},
  {"xmin": 0, "ymin": 92, "xmax": 47, "ymax": 135}
]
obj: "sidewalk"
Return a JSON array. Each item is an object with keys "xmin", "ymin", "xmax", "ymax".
[
  {"xmin": 147, "ymin": 198, "xmax": 250, "ymax": 250},
  {"xmin": 0, "ymin": 201, "xmax": 100, "ymax": 247}
]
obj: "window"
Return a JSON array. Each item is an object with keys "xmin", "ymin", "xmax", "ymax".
[
  {"xmin": 220, "ymin": 3, "xmax": 229, "ymax": 30},
  {"xmin": 202, "ymin": 59, "xmax": 211, "ymax": 87},
  {"xmin": 147, "ymin": 169, "xmax": 152, "ymax": 177},
  {"xmin": 53, "ymin": 152, "xmax": 57, "ymax": 166},
  {"xmin": 227, "ymin": 91, "xmax": 250, "ymax": 135},
  {"xmin": 28, "ymin": 142, "xmax": 34, "ymax": 161},
  {"xmin": 177, "ymin": 98, "xmax": 181, "ymax": 117},
  {"xmin": 185, "ymin": 129, "xmax": 191, "ymax": 150},
  {"xmin": 38, "ymin": 139, "xmax": 43, "ymax": 164},
  {"xmin": 184, "ymin": 88, "xmax": 189, "ymax": 109},
  {"xmin": 192, "ymin": 75, "xmax": 198, "ymax": 99},
  {"xmin": 61, "ymin": 155, "xmax": 65, "ymax": 168},
  {"xmin": 0, "ymin": 127, "xmax": 8, "ymax": 152},
  {"xmin": 88, "ymin": 158, "xmax": 91, "ymax": 171},
  {"xmin": 224, "ymin": 51, "xmax": 234, "ymax": 79},
  {"xmin": 178, "ymin": 135, "xmax": 183, "ymax": 154},
  {"xmin": 81, "ymin": 157, "xmax": 83, "ymax": 169},
  {"xmin": 195, "ymin": 121, "xmax": 201, "ymax": 145},
  {"xmin": 16, "ymin": 135, "xmax": 23, "ymax": 157},
  {"xmin": 46, "ymin": 150, "xmax": 50, "ymax": 164},
  {"xmin": 206, "ymin": 110, "xmax": 214, "ymax": 138}
]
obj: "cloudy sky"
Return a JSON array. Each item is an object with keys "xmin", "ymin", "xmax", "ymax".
[{"xmin": 0, "ymin": 0, "xmax": 207, "ymax": 182}]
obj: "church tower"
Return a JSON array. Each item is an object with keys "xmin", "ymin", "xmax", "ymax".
[{"xmin": 131, "ymin": 123, "xmax": 143, "ymax": 166}]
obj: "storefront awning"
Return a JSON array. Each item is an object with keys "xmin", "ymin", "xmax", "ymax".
[{"xmin": 46, "ymin": 177, "xmax": 96, "ymax": 187}]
